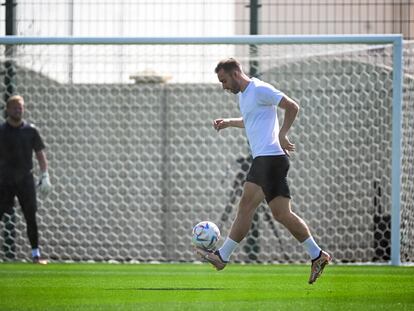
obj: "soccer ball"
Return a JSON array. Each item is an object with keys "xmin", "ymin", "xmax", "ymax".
[{"xmin": 191, "ymin": 221, "xmax": 220, "ymax": 250}]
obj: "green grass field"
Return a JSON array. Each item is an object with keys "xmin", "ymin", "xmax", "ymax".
[{"xmin": 0, "ymin": 262, "xmax": 413, "ymax": 311}]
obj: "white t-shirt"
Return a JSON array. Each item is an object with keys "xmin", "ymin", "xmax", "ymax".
[{"xmin": 238, "ymin": 77, "xmax": 285, "ymax": 158}]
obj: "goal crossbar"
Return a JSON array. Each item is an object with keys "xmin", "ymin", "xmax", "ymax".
[{"xmin": 0, "ymin": 34, "xmax": 404, "ymax": 45}]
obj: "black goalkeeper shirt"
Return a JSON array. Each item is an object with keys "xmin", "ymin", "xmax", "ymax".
[{"xmin": 0, "ymin": 121, "xmax": 45, "ymax": 182}]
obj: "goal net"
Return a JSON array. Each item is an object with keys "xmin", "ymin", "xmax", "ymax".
[{"xmin": 0, "ymin": 36, "xmax": 412, "ymax": 264}]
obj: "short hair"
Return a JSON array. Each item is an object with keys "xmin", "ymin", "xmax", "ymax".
[
  {"xmin": 6, "ymin": 95, "xmax": 24, "ymax": 108},
  {"xmin": 215, "ymin": 58, "xmax": 242, "ymax": 74}
]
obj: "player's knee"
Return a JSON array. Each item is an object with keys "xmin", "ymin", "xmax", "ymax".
[
  {"xmin": 269, "ymin": 196, "xmax": 291, "ymax": 221},
  {"xmin": 272, "ymin": 210, "xmax": 285, "ymax": 223},
  {"xmin": 271, "ymin": 206, "xmax": 293, "ymax": 224}
]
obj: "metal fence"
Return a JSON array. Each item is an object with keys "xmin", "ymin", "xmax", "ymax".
[{"xmin": 0, "ymin": 1, "xmax": 412, "ymax": 39}]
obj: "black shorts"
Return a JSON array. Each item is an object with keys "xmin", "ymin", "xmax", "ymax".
[{"xmin": 246, "ymin": 155, "xmax": 291, "ymax": 203}]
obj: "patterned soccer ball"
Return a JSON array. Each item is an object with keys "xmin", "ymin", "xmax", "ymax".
[{"xmin": 191, "ymin": 221, "xmax": 221, "ymax": 250}]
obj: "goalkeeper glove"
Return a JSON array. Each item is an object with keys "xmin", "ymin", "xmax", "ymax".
[{"xmin": 37, "ymin": 171, "xmax": 52, "ymax": 195}]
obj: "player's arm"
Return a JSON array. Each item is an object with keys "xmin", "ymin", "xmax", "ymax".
[
  {"xmin": 278, "ymin": 96, "xmax": 299, "ymax": 154},
  {"xmin": 35, "ymin": 149, "xmax": 48, "ymax": 173},
  {"xmin": 213, "ymin": 117, "xmax": 244, "ymax": 131},
  {"xmin": 35, "ymin": 150, "xmax": 52, "ymax": 194}
]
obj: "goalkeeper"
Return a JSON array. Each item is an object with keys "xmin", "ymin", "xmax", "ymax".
[
  {"xmin": 196, "ymin": 58, "xmax": 331, "ymax": 284},
  {"xmin": 0, "ymin": 95, "xmax": 51, "ymax": 264}
]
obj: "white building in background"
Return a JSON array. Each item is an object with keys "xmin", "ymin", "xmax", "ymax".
[{"xmin": 235, "ymin": 0, "xmax": 413, "ymax": 39}]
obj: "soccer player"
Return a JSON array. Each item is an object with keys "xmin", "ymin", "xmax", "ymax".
[
  {"xmin": 196, "ymin": 58, "xmax": 331, "ymax": 284},
  {"xmin": 0, "ymin": 95, "xmax": 51, "ymax": 264}
]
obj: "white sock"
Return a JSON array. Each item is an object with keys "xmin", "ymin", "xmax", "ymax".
[
  {"xmin": 302, "ymin": 236, "xmax": 321, "ymax": 260},
  {"xmin": 218, "ymin": 237, "xmax": 239, "ymax": 261},
  {"xmin": 31, "ymin": 248, "xmax": 40, "ymax": 258}
]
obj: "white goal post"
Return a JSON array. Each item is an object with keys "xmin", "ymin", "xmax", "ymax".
[{"xmin": 0, "ymin": 34, "xmax": 409, "ymax": 266}]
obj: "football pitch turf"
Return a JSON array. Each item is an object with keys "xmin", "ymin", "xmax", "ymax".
[{"xmin": 0, "ymin": 263, "xmax": 413, "ymax": 311}]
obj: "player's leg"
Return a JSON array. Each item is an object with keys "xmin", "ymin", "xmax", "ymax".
[
  {"xmin": 219, "ymin": 181, "xmax": 264, "ymax": 259},
  {"xmin": 269, "ymin": 197, "xmax": 324, "ymax": 260},
  {"xmin": 0, "ymin": 183, "xmax": 17, "ymax": 258},
  {"xmin": 227, "ymin": 181, "xmax": 265, "ymax": 242},
  {"xmin": 17, "ymin": 174, "xmax": 47, "ymax": 264},
  {"xmin": 260, "ymin": 155, "xmax": 313, "ymax": 244},
  {"xmin": 262, "ymin": 154, "xmax": 331, "ymax": 284},
  {"xmin": 0, "ymin": 182, "xmax": 15, "ymax": 220},
  {"xmin": 269, "ymin": 196, "xmax": 311, "ymax": 242},
  {"xmin": 196, "ymin": 181, "xmax": 264, "ymax": 270},
  {"xmin": 269, "ymin": 196, "xmax": 331, "ymax": 284}
]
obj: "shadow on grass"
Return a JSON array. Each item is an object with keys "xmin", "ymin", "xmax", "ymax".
[{"xmin": 106, "ymin": 287, "xmax": 226, "ymax": 291}]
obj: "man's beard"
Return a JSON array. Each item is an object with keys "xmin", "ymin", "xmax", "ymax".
[{"xmin": 8, "ymin": 114, "xmax": 22, "ymax": 122}]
